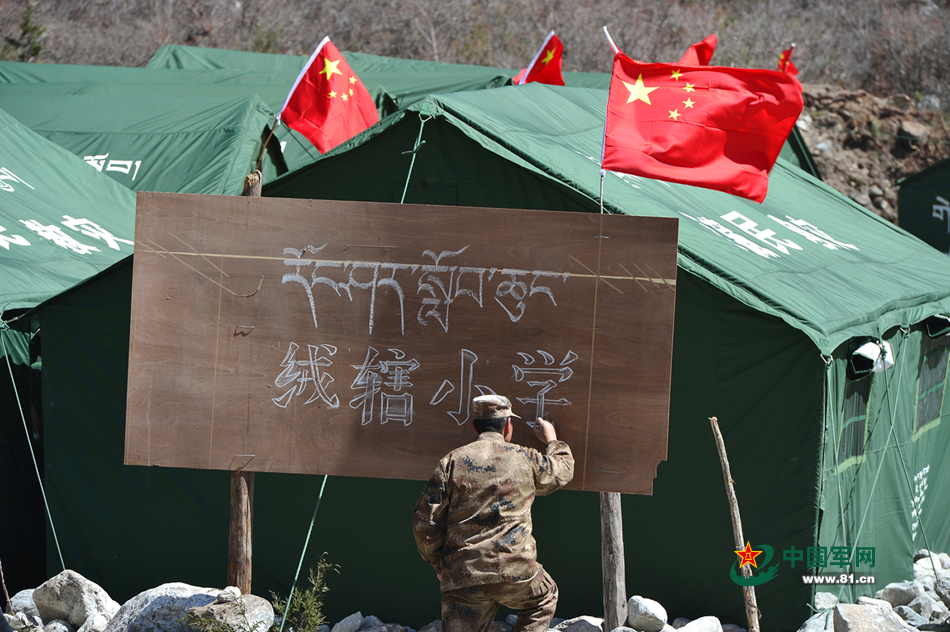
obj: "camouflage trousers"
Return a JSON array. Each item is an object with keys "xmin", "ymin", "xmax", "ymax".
[{"xmin": 441, "ymin": 570, "xmax": 558, "ymax": 632}]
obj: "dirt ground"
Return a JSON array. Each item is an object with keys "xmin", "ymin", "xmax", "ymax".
[{"xmin": 797, "ymin": 83, "xmax": 950, "ymax": 223}]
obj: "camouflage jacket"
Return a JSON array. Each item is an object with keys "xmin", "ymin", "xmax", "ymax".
[{"xmin": 412, "ymin": 432, "xmax": 575, "ymax": 591}]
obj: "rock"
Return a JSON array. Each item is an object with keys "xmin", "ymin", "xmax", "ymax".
[
  {"xmin": 362, "ymin": 626, "xmax": 405, "ymax": 632},
  {"xmin": 10, "ymin": 591, "xmax": 40, "ymax": 619},
  {"xmin": 610, "ymin": 627, "xmax": 638, "ymax": 632},
  {"xmin": 875, "ymin": 580, "xmax": 926, "ymax": 607},
  {"xmin": 359, "ymin": 617, "xmax": 385, "ymax": 631},
  {"xmin": 815, "ymin": 592, "xmax": 839, "ymax": 611},
  {"xmin": 3, "ymin": 615, "xmax": 18, "ymax": 632},
  {"xmin": 77, "ymin": 614, "xmax": 109, "ymax": 632},
  {"xmin": 868, "ymin": 185, "xmax": 883, "ymax": 198},
  {"xmin": 909, "ymin": 595, "xmax": 938, "ymax": 619},
  {"xmin": 553, "ymin": 616, "xmax": 603, "ymax": 632},
  {"xmin": 671, "ymin": 619, "xmax": 691, "ymax": 630},
  {"xmin": 720, "ymin": 625, "xmax": 745, "ymax": 632},
  {"xmin": 677, "ymin": 617, "xmax": 720, "ymax": 632},
  {"xmin": 796, "ymin": 611, "xmax": 834, "ymax": 632},
  {"xmin": 317, "ymin": 625, "xmax": 330, "ymax": 632},
  {"xmin": 33, "ymin": 571, "xmax": 120, "ymax": 629},
  {"xmin": 856, "ymin": 596, "xmax": 892, "ymax": 609},
  {"xmin": 937, "ymin": 576, "xmax": 950, "ymax": 607},
  {"xmin": 9, "ymin": 613, "xmax": 42, "ymax": 631},
  {"xmin": 332, "ymin": 614, "xmax": 364, "ymax": 632},
  {"xmin": 626, "ymin": 596, "xmax": 667, "ymax": 632},
  {"xmin": 186, "ymin": 594, "xmax": 274, "ymax": 632},
  {"xmin": 833, "ymin": 603, "xmax": 916, "ymax": 631},
  {"xmin": 102, "ymin": 583, "xmax": 226, "ymax": 632},
  {"xmin": 44, "ymin": 622, "xmax": 75, "ymax": 632},
  {"xmin": 899, "ymin": 120, "xmax": 931, "ymax": 145},
  {"xmin": 889, "ymin": 94, "xmax": 913, "ymax": 110},
  {"xmin": 939, "ymin": 554, "xmax": 950, "ymax": 571},
  {"xmin": 894, "ymin": 606, "xmax": 928, "ymax": 628},
  {"xmin": 417, "ymin": 621, "xmax": 440, "ymax": 632},
  {"xmin": 505, "ymin": 616, "xmax": 517, "ymax": 628},
  {"xmin": 919, "ymin": 95, "xmax": 942, "ymax": 112}
]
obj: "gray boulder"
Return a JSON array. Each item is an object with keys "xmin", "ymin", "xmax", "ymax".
[
  {"xmin": 33, "ymin": 571, "xmax": 120, "ymax": 629},
  {"xmin": 939, "ymin": 553, "xmax": 950, "ymax": 571},
  {"xmin": 358, "ymin": 617, "xmax": 385, "ymax": 631},
  {"xmin": 671, "ymin": 619, "xmax": 691, "ymax": 630},
  {"xmin": 77, "ymin": 614, "xmax": 109, "ymax": 632},
  {"xmin": 796, "ymin": 611, "xmax": 833, "ymax": 632},
  {"xmin": 332, "ymin": 614, "xmax": 364, "ymax": 632},
  {"xmin": 856, "ymin": 596, "xmax": 892, "ymax": 610},
  {"xmin": 875, "ymin": 580, "xmax": 926, "ymax": 608},
  {"xmin": 9, "ymin": 613, "xmax": 42, "ymax": 631},
  {"xmin": 609, "ymin": 627, "xmax": 639, "ymax": 632},
  {"xmin": 3, "ymin": 615, "xmax": 18, "ymax": 632},
  {"xmin": 626, "ymin": 596, "xmax": 667, "ymax": 632},
  {"xmin": 894, "ymin": 606, "xmax": 928, "ymax": 628},
  {"xmin": 186, "ymin": 594, "xmax": 274, "ymax": 632},
  {"xmin": 102, "ymin": 583, "xmax": 224, "ymax": 632},
  {"xmin": 677, "ymin": 617, "xmax": 720, "ymax": 632},
  {"xmin": 720, "ymin": 625, "xmax": 745, "ymax": 632},
  {"xmin": 936, "ymin": 575, "xmax": 950, "ymax": 608},
  {"xmin": 43, "ymin": 621, "xmax": 74, "ymax": 632},
  {"xmin": 833, "ymin": 603, "xmax": 916, "ymax": 631},
  {"xmin": 553, "ymin": 616, "xmax": 602, "ymax": 632},
  {"xmin": 9, "ymin": 591, "xmax": 40, "ymax": 619},
  {"xmin": 815, "ymin": 593, "xmax": 839, "ymax": 611},
  {"xmin": 909, "ymin": 595, "xmax": 939, "ymax": 620}
]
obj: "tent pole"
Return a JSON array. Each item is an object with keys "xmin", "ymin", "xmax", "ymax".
[
  {"xmin": 600, "ymin": 491, "xmax": 626, "ymax": 631},
  {"xmin": 710, "ymin": 416, "xmax": 760, "ymax": 632}
]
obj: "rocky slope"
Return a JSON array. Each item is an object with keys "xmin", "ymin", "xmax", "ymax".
[{"xmin": 798, "ymin": 83, "xmax": 950, "ymax": 223}]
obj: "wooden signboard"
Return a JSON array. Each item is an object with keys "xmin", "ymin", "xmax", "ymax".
[{"xmin": 126, "ymin": 192, "xmax": 677, "ymax": 494}]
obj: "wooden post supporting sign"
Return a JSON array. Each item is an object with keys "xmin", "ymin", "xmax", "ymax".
[
  {"xmin": 600, "ymin": 492, "xmax": 627, "ymax": 632},
  {"xmin": 227, "ymin": 171, "xmax": 262, "ymax": 594}
]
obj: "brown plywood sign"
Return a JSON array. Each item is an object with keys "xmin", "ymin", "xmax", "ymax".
[{"xmin": 126, "ymin": 192, "xmax": 677, "ymax": 494}]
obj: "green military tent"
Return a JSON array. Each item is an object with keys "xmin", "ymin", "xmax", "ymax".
[
  {"xmin": 898, "ymin": 156, "xmax": 950, "ymax": 254},
  {"xmin": 27, "ymin": 84, "xmax": 950, "ymax": 632},
  {"xmin": 0, "ymin": 91, "xmax": 283, "ymax": 194},
  {"xmin": 0, "ymin": 106, "xmax": 135, "ymax": 591}
]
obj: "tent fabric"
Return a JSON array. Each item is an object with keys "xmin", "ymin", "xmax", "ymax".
[
  {"xmin": 268, "ymin": 84, "xmax": 950, "ymax": 355},
  {"xmin": 0, "ymin": 107, "xmax": 135, "ymax": 312},
  {"xmin": 897, "ymin": 156, "xmax": 950, "ymax": 254},
  {"xmin": 0, "ymin": 93, "xmax": 280, "ymax": 196}
]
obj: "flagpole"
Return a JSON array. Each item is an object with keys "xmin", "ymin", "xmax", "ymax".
[
  {"xmin": 256, "ymin": 118, "xmax": 280, "ymax": 172},
  {"xmin": 599, "ymin": 169, "xmax": 606, "ymax": 214}
]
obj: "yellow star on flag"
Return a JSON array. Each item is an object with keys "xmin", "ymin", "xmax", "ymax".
[
  {"xmin": 683, "ymin": 98, "xmax": 695, "ymax": 108},
  {"xmin": 623, "ymin": 74, "xmax": 658, "ymax": 105},
  {"xmin": 671, "ymin": 69, "xmax": 682, "ymax": 81},
  {"xmin": 349, "ymin": 76, "xmax": 356, "ymax": 84},
  {"xmin": 329, "ymin": 90, "xmax": 337, "ymax": 98},
  {"xmin": 319, "ymin": 58, "xmax": 342, "ymax": 80},
  {"xmin": 735, "ymin": 542, "xmax": 763, "ymax": 569},
  {"xmin": 683, "ymin": 82, "xmax": 696, "ymax": 93},
  {"xmin": 349, "ymin": 88, "xmax": 354, "ymax": 96},
  {"xmin": 542, "ymin": 49, "xmax": 555, "ymax": 65},
  {"xmin": 341, "ymin": 93, "xmax": 348, "ymax": 101},
  {"xmin": 668, "ymin": 109, "xmax": 681, "ymax": 121}
]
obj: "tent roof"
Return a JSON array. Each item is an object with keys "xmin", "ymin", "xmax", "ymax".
[
  {"xmin": 0, "ymin": 108, "xmax": 135, "ymax": 312},
  {"xmin": 267, "ymin": 84, "xmax": 950, "ymax": 353},
  {"xmin": 0, "ymin": 92, "xmax": 277, "ymax": 195}
]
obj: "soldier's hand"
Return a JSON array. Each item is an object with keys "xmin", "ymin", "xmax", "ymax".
[{"xmin": 532, "ymin": 417, "xmax": 558, "ymax": 444}]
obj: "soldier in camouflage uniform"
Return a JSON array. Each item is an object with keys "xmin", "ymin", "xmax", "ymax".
[{"xmin": 412, "ymin": 394, "xmax": 575, "ymax": 632}]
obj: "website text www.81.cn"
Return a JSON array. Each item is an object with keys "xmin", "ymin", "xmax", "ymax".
[{"xmin": 802, "ymin": 574, "xmax": 875, "ymax": 585}]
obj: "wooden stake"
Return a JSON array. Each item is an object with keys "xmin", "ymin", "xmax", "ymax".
[
  {"xmin": 228, "ymin": 470, "xmax": 254, "ymax": 593},
  {"xmin": 600, "ymin": 491, "xmax": 627, "ymax": 632},
  {"xmin": 227, "ymin": 170, "xmax": 262, "ymax": 594},
  {"xmin": 709, "ymin": 417, "xmax": 760, "ymax": 632}
]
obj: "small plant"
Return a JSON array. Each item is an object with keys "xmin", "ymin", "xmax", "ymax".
[
  {"xmin": 2, "ymin": 3, "xmax": 45, "ymax": 62},
  {"xmin": 252, "ymin": 23, "xmax": 284, "ymax": 54},
  {"xmin": 270, "ymin": 555, "xmax": 339, "ymax": 632}
]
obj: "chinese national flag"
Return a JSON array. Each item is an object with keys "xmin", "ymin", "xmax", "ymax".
[
  {"xmin": 601, "ymin": 50, "xmax": 803, "ymax": 203},
  {"xmin": 278, "ymin": 37, "xmax": 379, "ymax": 154},
  {"xmin": 677, "ymin": 34, "xmax": 717, "ymax": 66},
  {"xmin": 779, "ymin": 46, "xmax": 799, "ymax": 75},
  {"xmin": 513, "ymin": 32, "xmax": 565, "ymax": 85}
]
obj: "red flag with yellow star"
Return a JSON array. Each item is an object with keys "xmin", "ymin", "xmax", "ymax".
[
  {"xmin": 278, "ymin": 37, "xmax": 379, "ymax": 154},
  {"xmin": 779, "ymin": 44, "xmax": 799, "ymax": 75},
  {"xmin": 677, "ymin": 34, "xmax": 717, "ymax": 66},
  {"xmin": 601, "ymin": 49, "xmax": 803, "ymax": 203},
  {"xmin": 513, "ymin": 31, "xmax": 565, "ymax": 86}
]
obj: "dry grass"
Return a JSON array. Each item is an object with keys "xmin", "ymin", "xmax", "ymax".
[{"xmin": 2, "ymin": 0, "xmax": 950, "ymax": 107}]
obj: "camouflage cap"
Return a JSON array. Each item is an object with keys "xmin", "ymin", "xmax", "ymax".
[{"xmin": 472, "ymin": 394, "xmax": 521, "ymax": 420}]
